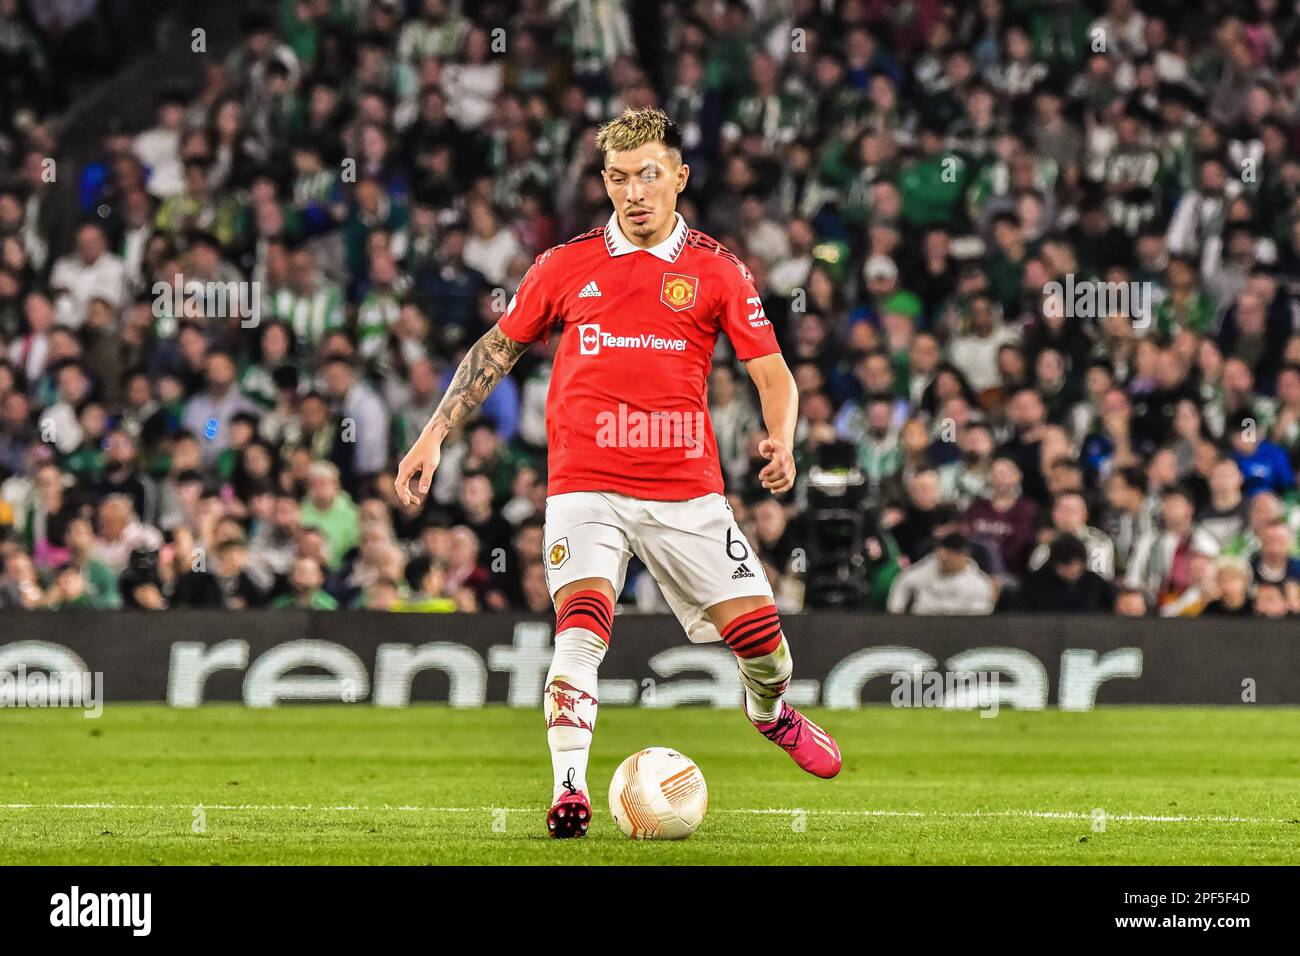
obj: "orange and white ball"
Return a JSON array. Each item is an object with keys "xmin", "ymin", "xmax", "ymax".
[{"xmin": 608, "ymin": 747, "xmax": 708, "ymax": 840}]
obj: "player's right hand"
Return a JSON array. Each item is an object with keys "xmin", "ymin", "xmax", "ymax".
[
  {"xmin": 395, "ymin": 428, "xmax": 442, "ymax": 507},
  {"xmin": 757, "ymin": 437, "xmax": 796, "ymax": 494}
]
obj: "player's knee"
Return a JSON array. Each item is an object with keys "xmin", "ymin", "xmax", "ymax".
[
  {"xmin": 719, "ymin": 603, "xmax": 783, "ymax": 659},
  {"xmin": 547, "ymin": 591, "xmax": 612, "ymax": 687},
  {"xmin": 555, "ymin": 587, "xmax": 614, "ymax": 644},
  {"xmin": 769, "ymin": 635, "xmax": 792, "ymax": 675}
]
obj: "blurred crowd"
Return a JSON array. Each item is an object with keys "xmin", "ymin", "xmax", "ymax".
[{"xmin": 2, "ymin": 0, "xmax": 1300, "ymax": 619}]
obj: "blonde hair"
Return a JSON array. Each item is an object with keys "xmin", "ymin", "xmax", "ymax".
[
  {"xmin": 1213, "ymin": 554, "xmax": 1252, "ymax": 582},
  {"xmin": 594, "ymin": 107, "xmax": 682, "ymax": 164}
]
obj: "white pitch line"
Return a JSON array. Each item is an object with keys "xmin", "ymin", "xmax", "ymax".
[
  {"xmin": 0, "ymin": 804, "xmax": 1293, "ymax": 824},
  {"xmin": 724, "ymin": 808, "xmax": 1293, "ymax": 824}
]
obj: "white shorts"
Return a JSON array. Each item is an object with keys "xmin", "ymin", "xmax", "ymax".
[{"xmin": 543, "ymin": 491, "xmax": 774, "ymax": 644}]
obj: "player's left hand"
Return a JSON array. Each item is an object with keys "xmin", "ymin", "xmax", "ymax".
[
  {"xmin": 395, "ymin": 427, "xmax": 443, "ymax": 507},
  {"xmin": 757, "ymin": 437, "xmax": 795, "ymax": 494}
]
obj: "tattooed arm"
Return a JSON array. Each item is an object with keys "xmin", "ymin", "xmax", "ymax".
[{"xmin": 395, "ymin": 324, "xmax": 531, "ymax": 505}]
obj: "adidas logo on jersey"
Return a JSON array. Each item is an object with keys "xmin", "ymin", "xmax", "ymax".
[
  {"xmin": 577, "ymin": 281, "xmax": 602, "ymax": 298},
  {"xmin": 731, "ymin": 563, "xmax": 755, "ymax": 579}
]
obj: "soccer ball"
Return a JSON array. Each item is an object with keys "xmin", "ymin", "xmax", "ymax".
[{"xmin": 608, "ymin": 747, "xmax": 708, "ymax": 840}]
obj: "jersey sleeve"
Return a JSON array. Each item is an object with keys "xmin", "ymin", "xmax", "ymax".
[
  {"xmin": 717, "ymin": 257, "xmax": 780, "ymax": 360},
  {"xmin": 498, "ymin": 249, "xmax": 558, "ymax": 345}
]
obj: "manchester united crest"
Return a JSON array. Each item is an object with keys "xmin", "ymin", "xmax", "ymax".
[
  {"xmin": 659, "ymin": 273, "xmax": 698, "ymax": 312},
  {"xmin": 548, "ymin": 538, "xmax": 570, "ymax": 569}
]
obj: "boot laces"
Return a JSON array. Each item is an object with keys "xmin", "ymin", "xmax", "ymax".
[
  {"xmin": 560, "ymin": 767, "xmax": 580, "ymax": 797},
  {"xmin": 759, "ymin": 705, "xmax": 803, "ymax": 750}
]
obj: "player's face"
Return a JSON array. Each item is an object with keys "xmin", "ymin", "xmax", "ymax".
[{"xmin": 603, "ymin": 142, "xmax": 688, "ymax": 244}]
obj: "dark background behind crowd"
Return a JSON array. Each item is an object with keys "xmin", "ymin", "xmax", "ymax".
[{"xmin": 3, "ymin": 0, "xmax": 1300, "ymax": 619}]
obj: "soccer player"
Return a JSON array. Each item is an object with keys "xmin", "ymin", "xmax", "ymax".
[{"xmin": 395, "ymin": 107, "xmax": 841, "ymax": 838}]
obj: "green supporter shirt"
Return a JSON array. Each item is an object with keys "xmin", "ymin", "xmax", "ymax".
[
  {"xmin": 271, "ymin": 590, "xmax": 339, "ymax": 610},
  {"xmin": 49, "ymin": 593, "xmax": 97, "ymax": 609},
  {"xmin": 278, "ymin": 0, "xmax": 321, "ymax": 65},
  {"xmin": 706, "ymin": 36, "xmax": 752, "ymax": 100},
  {"xmin": 81, "ymin": 558, "xmax": 121, "ymax": 609},
  {"xmin": 899, "ymin": 153, "xmax": 969, "ymax": 228},
  {"xmin": 1028, "ymin": 6, "xmax": 1091, "ymax": 67},
  {"xmin": 727, "ymin": 91, "xmax": 812, "ymax": 146},
  {"xmin": 867, "ymin": 531, "xmax": 903, "ymax": 611},
  {"xmin": 299, "ymin": 493, "xmax": 359, "ymax": 568},
  {"xmin": 985, "ymin": 248, "xmax": 1027, "ymax": 316},
  {"xmin": 267, "ymin": 284, "xmax": 345, "ymax": 354},
  {"xmin": 481, "ymin": 445, "xmax": 537, "ymax": 504},
  {"xmin": 62, "ymin": 443, "xmax": 105, "ymax": 482},
  {"xmin": 240, "ymin": 363, "xmax": 280, "ymax": 410},
  {"xmin": 215, "ymin": 447, "xmax": 239, "ymax": 483},
  {"xmin": 357, "ymin": 290, "xmax": 402, "ymax": 361},
  {"xmin": 1154, "ymin": 291, "xmax": 1214, "ymax": 341}
]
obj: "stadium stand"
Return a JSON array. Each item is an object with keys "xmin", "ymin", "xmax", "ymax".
[{"xmin": 2, "ymin": 0, "xmax": 1300, "ymax": 619}]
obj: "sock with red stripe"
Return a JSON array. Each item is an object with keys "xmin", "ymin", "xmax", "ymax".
[
  {"xmin": 544, "ymin": 589, "xmax": 613, "ymax": 801},
  {"xmin": 720, "ymin": 604, "xmax": 792, "ymax": 723}
]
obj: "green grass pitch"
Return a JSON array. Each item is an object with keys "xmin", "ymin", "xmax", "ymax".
[{"xmin": 1, "ymin": 705, "xmax": 1297, "ymax": 864}]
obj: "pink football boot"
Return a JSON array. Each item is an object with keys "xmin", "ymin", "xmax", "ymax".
[
  {"xmin": 752, "ymin": 702, "xmax": 842, "ymax": 779},
  {"xmin": 546, "ymin": 771, "xmax": 592, "ymax": 838}
]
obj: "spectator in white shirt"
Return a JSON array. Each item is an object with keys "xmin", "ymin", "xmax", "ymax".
[
  {"xmin": 464, "ymin": 198, "xmax": 522, "ymax": 287},
  {"xmin": 442, "ymin": 27, "xmax": 502, "ymax": 129},
  {"xmin": 47, "ymin": 222, "xmax": 127, "ymax": 329},
  {"xmin": 738, "ymin": 191, "xmax": 789, "ymax": 265},
  {"xmin": 947, "ymin": 293, "xmax": 1019, "ymax": 395},
  {"xmin": 39, "ymin": 362, "xmax": 95, "ymax": 454},
  {"xmin": 887, "ymin": 532, "xmax": 998, "ymax": 615},
  {"xmin": 322, "ymin": 356, "xmax": 390, "ymax": 481},
  {"xmin": 1027, "ymin": 491, "xmax": 1116, "ymax": 579},
  {"xmin": 134, "ymin": 92, "xmax": 188, "ymax": 198},
  {"xmin": 7, "ymin": 291, "xmax": 54, "ymax": 383},
  {"xmin": 92, "ymin": 495, "xmax": 163, "ymax": 574},
  {"xmin": 1124, "ymin": 483, "xmax": 1221, "ymax": 605}
]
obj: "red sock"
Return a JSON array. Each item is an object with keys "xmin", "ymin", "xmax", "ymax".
[
  {"xmin": 555, "ymin": 589, "xmax": 614, "ymax": 643},
  {"xmin": 720, "ymin": 604, "xmax": 782, "ymax": 658}
]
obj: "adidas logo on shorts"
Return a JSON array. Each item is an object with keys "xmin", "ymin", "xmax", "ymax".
[
  {"xmin": 577, "ymin": 280, "xmax": 602, "ymax": 298},
  {"xmin": 731, "ymin": 563, "xmax": 755, "ymax": 579}
]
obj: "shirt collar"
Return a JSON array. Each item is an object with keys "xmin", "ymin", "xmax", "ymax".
[{"xmin": 604, "ymin": 211, "xmax": 689, "ymax": 263}]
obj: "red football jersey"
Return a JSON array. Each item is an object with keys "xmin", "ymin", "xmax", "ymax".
[{"xmin": 498, "ymin": 212, "xmax": 780, "ymax": 500}]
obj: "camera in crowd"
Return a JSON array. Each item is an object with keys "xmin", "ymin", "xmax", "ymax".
[{"xmin": 804, "ymin": 439, "xmax": 881, "ymax": 607}]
